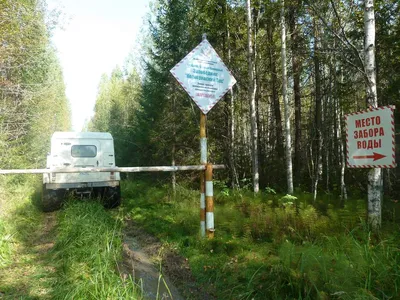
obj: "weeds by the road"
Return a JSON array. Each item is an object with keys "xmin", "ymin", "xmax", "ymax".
[
  {"xmin": 0, "ymin": 177, "xmax": 141, "ymax": 299},
  {"xmin": 2, "ymin": 177, "xmax": 399, "ymax": 299},
  {"xmin": 0, "ymin": 176, "xmax": 53, "ymax": 298},
  {"xmin": 122, "ymin": 180, "xmax": 400, "ymax": 299},
  {"xmin": 51, "ymin": 200, "xmax": 141, "ymax": 299}
]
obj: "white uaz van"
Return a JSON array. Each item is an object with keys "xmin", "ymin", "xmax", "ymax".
[{"xmin": 42, "ymin": 132, "xmax": 121, "ymax": 211}]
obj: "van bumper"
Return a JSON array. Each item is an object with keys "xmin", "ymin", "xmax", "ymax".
[{"xmin": 44, "ymin": 181, "xmax": 120, "ymax": 190}]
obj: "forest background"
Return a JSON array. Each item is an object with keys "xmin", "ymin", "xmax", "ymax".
[
  {"xmin": 1, "ymin": 0, "xmax": 400, "ymax": 209},
  {"xmin": 89, "ymin": 0, "xmax": 400, "ymax": 204},
  {"xmin": 1, "ymin": 0, "xmax": 400, "ymax": 298}
]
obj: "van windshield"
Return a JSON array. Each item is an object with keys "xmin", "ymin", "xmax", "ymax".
[{"xmin": 71, "ymin": 145, "xmax": 97, "ymax": 158}]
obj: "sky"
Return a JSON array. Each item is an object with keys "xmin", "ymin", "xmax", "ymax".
[{"xmin": 48, "ymin": 0, "xmax": 150, "ymax": 131}]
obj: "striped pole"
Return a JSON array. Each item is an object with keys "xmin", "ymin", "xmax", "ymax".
[
  {"xmin": 200, "ymin": 113, "xmax": 207, "ymax": 164},
  {"xmin": 198, "ymin": 33, "xmax": 208, "ymax": 238},
  {"xmin": 205, "ymin": 163, "xmax": 214, "ymax": 239},
  {"xmin": 200, "ymin": 112, "xmax": 207, "ymax": 237},
  {"xmin": 200, "ymin": 172, "xmax": 206, "ymax": 236}
]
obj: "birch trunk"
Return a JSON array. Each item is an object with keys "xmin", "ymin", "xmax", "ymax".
[
  {"xmin": 281, "ymin": 0, "xmax": 293, "ymax": 194},
  {"xmin": 313, "ymin": 18, "xmax": 323, "ymax": 202},
  {"xmin": 364, "ymin": 0, "xmax": 382, "ymax": 230},
  {"xmin": 226, "ymin": 2, "xmax": 239, "ymax": 188},
  {"xmin": 246, "ymin": 0, "xmax": 259, "ymax": 193},
  {"xmin": 338, "ymin": 104, "xmax": 347, "ymax": 201},
  {"xmin": 338, "ymin": 68, "xmax": 347, "ymax": 201}
]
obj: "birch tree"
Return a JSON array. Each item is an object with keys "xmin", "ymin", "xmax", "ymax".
[
  {"xmin": 246, "ymin": 0, "xmax": 259, "ymax": 193},
  {"xmin": 225, "ymin": 1, "xmax": 239, "ymax": 188},
  {"xmin": 364, "ymin": 0, "xmax": 382, "ymax": 229},
  {"xmin": 313, "ymin": 17, "xmax": 323, "ymax": 202},
  {"xmin": 281, "ymin": 0, "xmax": 293, "ymax": 194}
]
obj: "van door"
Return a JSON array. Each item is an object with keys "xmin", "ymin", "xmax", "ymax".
[{"xmin": 60, "ymin": 139, "xmax": 102, "ymax": 183}]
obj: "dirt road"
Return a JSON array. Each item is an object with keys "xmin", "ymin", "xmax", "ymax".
[{"xmin": 0, "ymin": 208, "xmax": 200, "ymax": 299}]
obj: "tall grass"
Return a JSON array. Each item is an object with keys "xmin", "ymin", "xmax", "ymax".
[
  {"xmin": 0, "ymin": 177, "xmax": 142, "ymax": 299},
  {"xmin": 122, "ymin": 180, "xmax": 400, "ymax": 299},
  {"xmin": 0, "ymin": 218, "xmax": 11, "ymax": 267},
  {"xmin": 0, "ymin": 175, "xmax": 40, "ymax": 267},
  {"xmin": 50, "ymin": 200, "xmax": 142, "ymax": 299},
  {"xmin": 0, "ymin": 175, "xmax": 52, "ymax": 298}
]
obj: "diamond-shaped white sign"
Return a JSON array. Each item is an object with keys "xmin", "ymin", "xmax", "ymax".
[{"xmin": 170, "ymin": 40, "xmax": 236, "ymax": 114}]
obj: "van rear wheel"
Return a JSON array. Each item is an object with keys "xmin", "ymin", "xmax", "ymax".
[
  {"xmin": 41, "ymin": 185, "xmax": 65, "ymax": 212},
  {"xmin": 102, "ymin": 186, "xmax": 121, "ymax": 209}
]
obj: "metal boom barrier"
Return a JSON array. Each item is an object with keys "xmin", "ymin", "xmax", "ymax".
[{"xmin": 0, "ymin": 165, "xmax": 225, "ymax": 175}]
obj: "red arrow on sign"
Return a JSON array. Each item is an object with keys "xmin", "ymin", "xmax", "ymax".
[{"xmin": 353, "ymin": 152, "xmax": 386, "ymax": 161}]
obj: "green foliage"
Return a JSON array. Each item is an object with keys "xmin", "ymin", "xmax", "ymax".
[
  {"xmin": 0, "ymin": 0, "xmax": 71, "ymax": 170},
  {"xmin": 265, "ymin": 186, "xmax": 276, "ymax": 195},
  {"xmin": 123, "ymin": 181, "xmax": 400, "ymax": 299},
  {"xmin": 88, "ymin": 0, "xmax": 400, "ymax": 198},
  {"xmin": 89, "ymin": 66, "xmax": 141, "ymax": 167},
  {"xmin": 50, "ymin": 201, "xmax": 141, "ymax": 299},
  {"xmin": 278, "ymin": 194, "xmax": 298, "ymax": 206}
]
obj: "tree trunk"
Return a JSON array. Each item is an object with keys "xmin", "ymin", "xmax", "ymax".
[
  {"xmin": 313, "ymin": 18, "xmax": 323, "ymax": 202},
  {"xmin": 289, "ymin": 0, "xmax": 302, "ymax": 186},
  {"xmin": 246, "ymin": 0, "xmax": 259, "ymax": 193},
  {"xmin": 337, "ymin": 66, "xmax": 347, "ymax": 202},
  {"xmin": 226, "ymin": 2, "xmax": 239, "ymax": 188},
  {"xmin": 281, "ymin": 0, "xmax": 293, "ymax": 194},
  {"xmin": 338, "ymin": 102, "xmax": 347, "ymax": 202},
  {"xmin": 268, "ymin": 26, "xmax": 283, "ymax": 157},
  {"xmin": 364, "ymin": 0, "xmax": 382, "ymax": 230}
]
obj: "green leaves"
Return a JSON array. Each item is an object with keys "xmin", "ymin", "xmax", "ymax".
[
  {"xmin": 0, "ymin": 0, "xmax": 71, "ymax": 169},
  {"xmin": 89, "ymin": 65, "xmax": 142, "ymax": 167}
]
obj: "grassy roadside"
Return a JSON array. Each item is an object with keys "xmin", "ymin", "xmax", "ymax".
[
  {"xmin": 0, "ymin": 176, "xmax": 54, "ymax": 298},
  {"xmin": 50, "ymin": 200, "xmax": 141, "ymax": 299},
  {"xmin": 122, "ymin": 180, "xmax": 400, "ymax": 299},
  {"xmin": 0, "ymin": 177, "xmax": 141, "ymax": 299}
]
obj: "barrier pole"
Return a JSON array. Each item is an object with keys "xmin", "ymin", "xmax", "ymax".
[
  {"xmin": 0, "ymin": 165, "xmax": 226, "ymax": 175},
  {"xmin": 205, "ymin": 163, "xmax": 214, "ymax": 239}
]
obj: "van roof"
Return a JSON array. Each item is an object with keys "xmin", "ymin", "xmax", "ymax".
[{"xmin": 52, "ymin": 132, "xmax": 113, "ymax": 140}]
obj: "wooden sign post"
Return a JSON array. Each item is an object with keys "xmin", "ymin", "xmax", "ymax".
[
  {"xmin": 170, "ymin": 34, "xmax": 236, "ymax": 238},
  {"xmin": 200, "ymin": 112, "xmax": 207, "ymax": 236}
]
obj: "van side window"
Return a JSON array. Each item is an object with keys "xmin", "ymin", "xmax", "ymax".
[{"xmin": 71, "ymin": 145, "xmax": 97, "ymax": 158}]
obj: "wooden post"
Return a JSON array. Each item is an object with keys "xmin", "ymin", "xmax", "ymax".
[
  {"xmin": 200, "ymin": 112, "xmax": 207, "ymax": 237},
  {"xmin": 200, "ymin": 172, "xmax": 206, "ymax": 235},
  {"xmin": 199, "ymin": 33, "xmax": 208, "ymax": 238},
  {"xmin": 200, "ymin": 113, "xmax": 207, "ymax": 164},
  {"xmin": 205, "ymin": 163, "xmax": 214, "ymax": 239}
]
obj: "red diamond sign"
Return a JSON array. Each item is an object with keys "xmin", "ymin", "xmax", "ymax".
[{"xmin": 170, "ymin": 39, "xmax": 236, "ymax": 114}]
